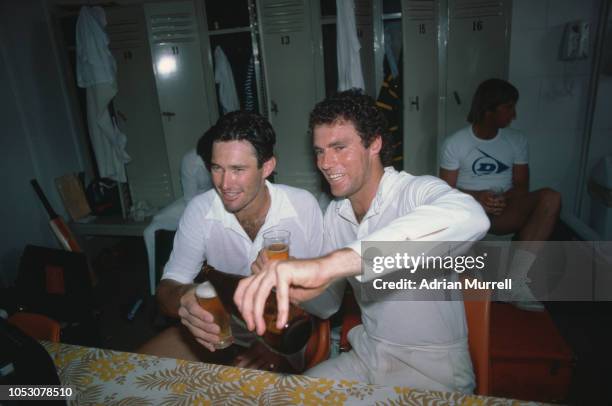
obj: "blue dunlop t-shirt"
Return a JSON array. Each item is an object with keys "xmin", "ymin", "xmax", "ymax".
[{"xmin": 440, "ymin": 126, "xmax": 528, "ymax": 192}]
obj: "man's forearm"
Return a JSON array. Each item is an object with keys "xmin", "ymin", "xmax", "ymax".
[
  {"xmin": 156, "ymin": 279, "xmax": 197, "ymax": 318},
  {"xmin": 299, "ymin": 278, "xmax": 346, "ymax": 319},
  {"xmin": 321, "ymin": 248, "xmax": 362, "ymax": 280}
]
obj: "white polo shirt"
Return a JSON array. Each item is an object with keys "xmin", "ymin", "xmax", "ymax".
[
  {"xmin": 162, "ymin": 181, "xmax": 324, "ymax": 283},
  {"xmin": 323, "ymin": 167, "xmax": 489, "ymax": 345},
  {"xmin": 304, "ymin": 168, "xmax": 488, "ymax": 392}
]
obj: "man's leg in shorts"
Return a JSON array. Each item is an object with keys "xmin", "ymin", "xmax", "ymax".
[
  {"xmin": 137, "ymin": 324, "xmax": 239, "ymax": 363},
  {"xmin": 488, "ymin": 188, "xmax": 561, "ymax": 310},
  {"xmin": 489, "ymin": 187, "xmax": 561, "ymax": 241}
]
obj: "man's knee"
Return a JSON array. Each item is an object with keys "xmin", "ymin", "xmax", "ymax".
[
  {"xmin": 137, "ymin": 325, "xmax": 209, "ymax": 361},
  {"xmin": 537, "ymin": 188, "xmax": 561, "ymax": 215},
  {"xmin": 305, "ymin": 350, "xmax": 366, "ymax": 382},
  {"xmin": 488, "ymin": 216, "xmax": 521, "ymax": 235},
  {"xmin": 137, "ymin": 325, "xmax": 184, "ymax": 356}
]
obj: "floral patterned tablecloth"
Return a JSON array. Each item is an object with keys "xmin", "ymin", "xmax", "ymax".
[{"xmin": 43, "ymin": 341, "xmax": 539, "ymax": 405}]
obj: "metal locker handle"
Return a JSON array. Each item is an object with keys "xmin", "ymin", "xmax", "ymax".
[
  {"xmin": 453, "ymin": 91, "xmax": 462, "ymax": 105},
  {"xmin": 410, "ymin": 96, "xmax": 420, "ymax": 111},
  {"xmin": 162, "ymin": 112, "xmax": 176, "ymax": 121},
  {"xmin": 271, "ymin": 101, "xmax": 279, "ymax": 115}
]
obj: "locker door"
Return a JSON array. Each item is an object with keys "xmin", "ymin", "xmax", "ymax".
[
  {"xmin": 257, "ymin": 0, "xmax": 325, "ymax": 196},
  {"xmin": 106, "ymin": 6, "xmax": 174, "ymax": 208},
  {"xmin": 445, "ymin": 0, "xmax": 511, "ymax": 136},
  {"xmin": 402, "ymin": 0, "xmax": 437, "ymax": 175},
  {"xmin": 355, "ymin": 0, "xmax": 375, "ymax": 97},
  {"xmin": 145, "ymin": 1, "xmax": 215, "ymax": 199}
]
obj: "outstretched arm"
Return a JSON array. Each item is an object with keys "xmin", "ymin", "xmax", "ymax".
[{"xmin": 235, "ymin": 177, "xmax": 489, "ymax": 335}]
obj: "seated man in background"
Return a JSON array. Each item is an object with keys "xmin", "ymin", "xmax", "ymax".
[
  {"xmin": 236, "ymin": 90, "xmax": 489, "ymax": 393},
  {"xmin": 138, "ymin": 111, "xmax": 323, "ymax": 371},
  {"xmin": 439, "ymin": 78, "xmax": 561, "ymax": 311},
  {"xmin": 181, "ymin": 141, "xmax": 213, "ymax": 203},
  {"xmin": 143, "ymin": 136, "xmax": 213, "ymax": 296}
]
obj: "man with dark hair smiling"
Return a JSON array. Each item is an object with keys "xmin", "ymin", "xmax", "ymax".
[
  {"xmin": 236, "ymin": 89, "xmax": 489, "ymax": 393},
  {"xmin": 138, "ymin": 111, "xmax": 323, "ymax": 371}
]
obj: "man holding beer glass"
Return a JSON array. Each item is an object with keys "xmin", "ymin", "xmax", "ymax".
[
  {"xmin": 235, "ymin": 90, "xmax": 490, "ymax": 392},
  {"xmin": 194, "ymin": 282, "xmax": 233, "ymax": 349},
  {"xmin": 138, "ymin": 111, "xmax": 323, "ymax": 371}
]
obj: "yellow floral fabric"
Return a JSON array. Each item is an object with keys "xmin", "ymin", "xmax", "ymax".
[{"xmin": 43, "ymin": 342, "xmax": 540, "ymax": 406}]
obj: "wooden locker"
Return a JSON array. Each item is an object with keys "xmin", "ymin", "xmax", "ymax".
[
  {"xmin": 389, "ymin": 0, "xmax": 511, "ymax": 174},
  {"xmin": 402, "ymin": 0, "xmax": 438, "ymax": 175},
  {"xmin": 445, "ymin": 0, "xmax": 512, "ymax": 136},
  {"xmin": 106, "ymin": 6, "xmax": 175, "ymax": 209},
  {"xmin": 144, "ymin": 1, "xmax": 215, "ymax": 200},
  {"xmin": 256, "ymin": 0, "xmax": 325, "ymax": 197}
]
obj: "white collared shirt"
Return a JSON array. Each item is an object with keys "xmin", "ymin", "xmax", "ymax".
[
  {"xmin": 162, "ymin": 181, "xmax": 323, "ymax": 283},
  {"xmin": 328, "ymin": 167, "xmax": 490, "ymax": 263},
  {"xmin": 316, "ymin": 167, "xmax": 489, "ymax": 346}
]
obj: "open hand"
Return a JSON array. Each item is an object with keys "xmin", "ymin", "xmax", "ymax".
[{"xmin": 234, "ymin": 258, "xmax": 331, "ymax": 336}]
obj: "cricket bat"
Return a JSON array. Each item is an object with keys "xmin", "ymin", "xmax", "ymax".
[{"xmin": 31, "ymin": 179, "xmax": 82, "ymax": 253}]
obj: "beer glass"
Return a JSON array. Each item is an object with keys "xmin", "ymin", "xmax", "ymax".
[
  {"xmin": 488, "ymin": 186, "xmax": 505, "ymax": 201},
  {"xmin": 195, "ymin": 282, "xmax": 233, "ymax": 349},
  {"xmin": 263, "ymin": 230, "xmax": 290, "ymax": 261},
  {"xmin": 262, "ymin": 230, "xmax": 295, "ymax": 337}
]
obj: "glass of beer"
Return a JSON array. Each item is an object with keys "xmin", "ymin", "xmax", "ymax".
[
  {"xmin": 262, "ymin": 230, "xmax": 291, "ymax": 338},
  {"xmin": 195, "ymin": 282, "xmax": 233, "ymax": 349},
  {"xmin": 263, "ymin": 230, "xmax": 290, "ymax": 261}
]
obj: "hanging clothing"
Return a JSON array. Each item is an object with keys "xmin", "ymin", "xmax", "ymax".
[
  {"xmin": 376, "ymin": 73, "xmax": 403, "ymax": 170},
  {"xmin": 84, "ymin": 86, "xmax": 130, "ymax": 182},
  {"xmin": 76, "ymin": 6, "xmax": 115, "ymax": 88},
  {"xmin": 384, "ymin": 24, "xmax": 400, "ymax": 79},
  {"xmin": 76, "ymin": 6, "xmax": 130, "ymax": 182},
  {"xmin": 336, "ymin": 0, "xmax": 365, "ymax": 91},
  {"xmin": 214, "ymin": 46, "xmax": 240, "ymax": 114}
]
